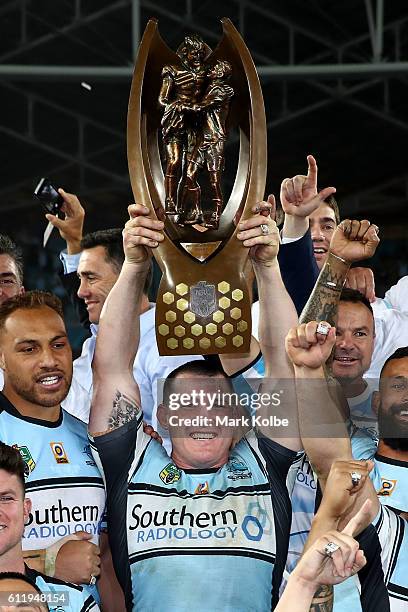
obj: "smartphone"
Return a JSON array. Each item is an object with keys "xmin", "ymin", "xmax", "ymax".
[{"xmin": 34, "ymin": 177, "xmax": 64, "ymax": 215}]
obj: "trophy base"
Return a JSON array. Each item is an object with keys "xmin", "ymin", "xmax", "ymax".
[{"xmin": 156, "ymin": 273, "xmax": 252, "ymax": 356}]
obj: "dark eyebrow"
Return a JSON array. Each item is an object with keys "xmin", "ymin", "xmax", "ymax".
[
  {"xmin": 77, "ymin": 270, "xmax": 99, "ymax": 278},
  {"xmin": 50, "ymin": 334, "xmax": 68, "ymax": 342},
  {"xmin": 0, "ymin": 271, "xmax": 17, "ymax": 278},
  {"xmin": 319, "ymin": 217, "xmax": 336, "ymax": 224},
  {"xmin": 15, "ymin": 334, "xmax": 67, "ymax": 347},
  {"xmin": 0, "ymin": 488, "xmax": 18, "ymax": 496}
]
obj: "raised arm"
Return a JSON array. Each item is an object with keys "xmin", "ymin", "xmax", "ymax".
[
  {"xmin": 289, "ymin": 219, "xmax": 380, "ymax": 476},
  {"xmin": 281, "ymin": 155, "xmax": 336, "ymax": 240},
  {"xmin": 286, "ymin": 320, "xmax": 351, "ymax": 475},
  {"xmin": 276, "ymin": 461, "xmax": 377, "ymax": 612},
  {"xmin": 233, "ymin": 203, "xmax": 301, "ymax": 450},
  {"xmin": 89, "ymin": 204, "xmax": 164, "ymax": 436},
  {"xmin": 300, "ymin": 219, "xmax": 379, "ymax": 325}
]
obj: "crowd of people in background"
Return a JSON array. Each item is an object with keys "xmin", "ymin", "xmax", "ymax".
[{"xmin": 0, "ymin": 154, "xmax": 407, "ymax": 611}]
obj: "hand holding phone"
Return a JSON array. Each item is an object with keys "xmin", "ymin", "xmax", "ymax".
[{"xmin": 34, "ymin": 178, "xmax": 64, "ymax": 246}]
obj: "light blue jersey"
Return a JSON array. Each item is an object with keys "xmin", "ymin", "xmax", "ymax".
[
  {"xmin": 91, "ymin": 411, "xmax": 297, "ymax": 612},
  {"xmin": 351, "ymin": 427, "xmax": 408, "ymax": 512},
  {"xmin": 0, "ymin": 392, "xmax": 106, "ymax": 600},
  {"xmin": 27, "ymin": 567, "xmax": 100, "ymax": 611}
]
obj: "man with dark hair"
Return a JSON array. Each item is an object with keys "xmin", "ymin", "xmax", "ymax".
[
  {"xmin": 250, "ymin": 158, "xmax": 408, "ymax": 382},
  {"xmin": 350, "ymin": 346, "xmax": 408, "ymax": 512},
  {"xmin": 46, "ymin": 190, "xmax": 203, "ymax": 436},
  {"xmin": 286, "ymin": 321, "xmax": 408, "ymax": 611},
  {"xmin": 0, "ymin": 442, "xmax": 100, "ymax": 611},
  {"xmin": 0, "ymin": 234, "xmax": 24, "ymax": 305},
  {"xmin": 279, "ymin": 155, "xmax": 405, "ymax": 312},
  {"xmin": 0, "ymin": 292, "xmax": 122, "ymax": 609}
]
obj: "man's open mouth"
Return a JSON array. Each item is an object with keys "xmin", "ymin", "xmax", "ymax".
[{"xmin": 190, "ymin": 432, "xmax": 217, "ymax": 440}]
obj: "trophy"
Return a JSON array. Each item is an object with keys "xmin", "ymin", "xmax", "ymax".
[{"xmin": 128, "ymin": 18, "xmax": 266, "ymax": 355}]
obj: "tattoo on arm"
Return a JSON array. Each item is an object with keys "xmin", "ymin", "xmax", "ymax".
[
  {"xmin": 310, "ymin": 585, "xmax": 333, "ymax": 612},
  {"xmin": 108, "ymin": 390, "xmax": 140, "ymax": 431},
  {"xmin": 300, "ymin": 259, "xmax": 349, "ymax": 326}
]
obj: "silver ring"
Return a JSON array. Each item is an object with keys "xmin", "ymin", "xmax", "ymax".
[
  {"xmin": 316, "ymin": 322, "xmax": 330, "ymax": 336},
  {"xmin": 89, "ymin": 575, "xmax": 97, "ymax": 586},
  {"xmin": 260, "ymin": 224, "xmax": 269, "ymax": 235},
  {"xmin": 324, "ymin": 541, "xmax": 340, "ymax": 558},
  {"xmin": 351, "ymin": 471, "xmax": 362, "ymax": 487}
]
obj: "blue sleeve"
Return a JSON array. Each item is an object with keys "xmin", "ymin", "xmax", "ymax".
[
  {"xmin": 350, "ymin": 426, "xmax": 378, "ymax": 460},
  {"xmin": 278, "ymin": 229, "xmax": 319, "ymax": 315}
]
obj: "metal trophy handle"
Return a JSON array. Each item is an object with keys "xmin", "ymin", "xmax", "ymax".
[{"xmin": 128, "ymin": 18, "xmax": 266, "ymax": 356}]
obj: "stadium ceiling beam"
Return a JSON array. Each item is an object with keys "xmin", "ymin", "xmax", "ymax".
[
  {"xmin": 233, "ymin": 0, "xmax": 337, "ymax": 52},
  {"xmin": 0, "ymin": 140, "xmax": 127, "ymax": 212},
  {"xmin": 266, "ymin": 79, "xmax": 381, "ymax": 130},
  {"xmin": 2, "ymin": 61, "xmax": 408, "ymax": 81},
  {"xmin": 309, "ymin": 79, "xmax": 408, "ymax": 133},
  {"xmin": 1, "ymin": 82, "xmax": 125, "ymax": 140},
  {"xmin": 364, "ymin": 0, "xmax": 384, "ymax": 61},
  {"xmin": 340, "ymin": 173, "xmax": 408, "ymax": 215},
  {"xmin": 0, "ymin": 123, "xmax": 128, "ymax": 185},
  {"xmin": 0, "ymin": 0, "xmax": 130, "ymax": 63}
]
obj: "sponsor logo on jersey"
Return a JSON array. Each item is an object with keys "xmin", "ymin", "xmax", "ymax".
[
  {"xmin": 194, "ymin": 481, "xmax": 209, "ymax": 495},
  {"xmin": 129, "ymin": 500, "xmax": 272, "ymax": 550},
  {"xmin": 83, "ymin": 444, "xmax": 96, "ymax": 467},
  {"xmin": 377, "ymin": 478, "xmax": 397, "ymax": 496},
  {"xmin": 159, "ymin": 463, "xmax": 181, "ymax": 484},
  {"xmin": 50, "ymin": 442, "xmax": 69, "ymax": 464},
  {"xmin": 226, "ymin": 458, "xmax": 252, "ymax": 480},
  {"xmin": 12, "ymin": 445, "xmax": 36, "ymax": 478},
  {"xmin": 24, "ymin": 498, "xmax": 101, "ymax": 541}
]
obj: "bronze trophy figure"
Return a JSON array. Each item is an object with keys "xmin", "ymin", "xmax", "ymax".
[
  {"xmin": 158, "ymin": 35, "xmax": 209, "ymax": 220},
  {"xmin": 180, "ymin": 59, "xmax": 234, "ymax": 229},
  {"xmin": 128, "ymin": 18, "xmax": 267, "ymax": 356}
]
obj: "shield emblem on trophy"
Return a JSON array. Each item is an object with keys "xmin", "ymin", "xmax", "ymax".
[{"xmin": 128, "ymin": 18, "xmax": 266, "ymax": 355}]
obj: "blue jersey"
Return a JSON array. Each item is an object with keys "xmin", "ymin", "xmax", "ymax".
[
  {"xmin": 26, "ymin": 566, "xmax": 100, "ymax": 612},
  {"xmin": 0, "ymin": 392, "xmax": 106, "ymax": 600},
  {"xmin": 91, "ymin": 411, "xmax": 297, "ymax": 612},
  {"xmin": 374, "ymin": 505, "xmax": 408, "ymax": 610},
  {"xmin": 351, "ymin": 427, "xmax": 408, "ymax": 512}
]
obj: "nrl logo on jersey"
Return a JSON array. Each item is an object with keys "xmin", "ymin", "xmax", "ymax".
[
  {"xmin": 226, "ymin": 458, "xmax": 252, "ymax": 480},
  {"xmin": 159, "ymin": 463, "xmax": 181, "ymax": 485},
  {"xmin": 377, "ymin": 478, "xmax": 397, "ymax": 496},
  {"xmin": 12, "ymin": 445, "xmax": 36, "ymax": 478}
]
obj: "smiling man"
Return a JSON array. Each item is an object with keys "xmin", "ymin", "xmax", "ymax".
[
  {"xmin": 0, "ymin": 442, "xmax": 100, "ymax": 611},
  {"xmin": 89, "ymin": 203, "xmax": 301, "ymax": 611},
  {"xmin": 351, "ymin": 346, "xmax": 408, "ymax": 513},
  {"xmin": 0, "ymin": 292, "xmax": 120, "ymax": 608},
  {"xmin": 308, "ymin": 196, "xmax": 339, "ymax": 268}
]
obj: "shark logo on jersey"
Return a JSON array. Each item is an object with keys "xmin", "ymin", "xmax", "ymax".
[
  {"xmin": 160, "ymin": 463, "xmax": 181, "ymax": 484},
  {"xmin": 226, "ymin": 458, "xmax": 252, "ymax": 480},
  {"xmin": 83, "ymin": 444, "xmax": 96, "ymax": 467},
  {"xmin": 377, "ymin": 478, "xmax": 397, "ymax": 496},
  {"xmin": 50, "ymin": 442, "xmax": 69, "ymax": 464},
  {"xmin": 194, "ymin": 481, "xmax": 209, "ymax": 495},
  {"xmin": 13, "ymin": 445, "xmax": 36, "ymax": 478}
]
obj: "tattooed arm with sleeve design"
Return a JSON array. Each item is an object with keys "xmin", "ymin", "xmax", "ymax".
[
  {"xmin": 299, "ymin": 219, "xmax": 379, "ymax": 327},
  {"xmin": 287, "ymin": 220, "xmax": 379, "ymax": 610},
  {"xmin": 89, "ymin": 204, "xmax": 164, "ymax": 436}
]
